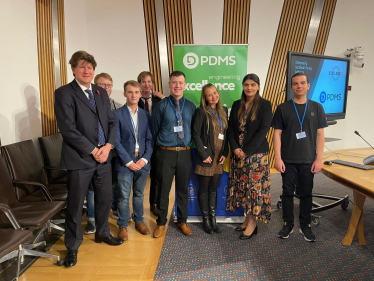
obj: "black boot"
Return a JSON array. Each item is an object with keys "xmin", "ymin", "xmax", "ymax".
[
  {"xmin": 209, "ymin": 191, "xmax": 221, "ymax": 233},
  {"xmin": 198, "ymin": 192, "xmax": 214, "ymax": 234}
]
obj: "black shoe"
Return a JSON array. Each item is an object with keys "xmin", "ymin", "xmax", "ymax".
[
  {"xmin": 299, "ymin": 224, "xmax": 316, "ymax": 242},
  {"xmin": 239, "ymin": 225, "xmax": 258, "ymax": 240},
  {"xmin": 64, "ymin": 250, "xmax": 78, "ymax": 268},
  {"xmin": 278, "ymin": 222, "xmax": 294, "ymax": 239},
  {"xmin": 210, "ymin": 216, "xmax": 221, "ymax": 233},
  {"xmin": 234, "ymin": 226, "xmax": 246, "ymax": 232},
  {"xmin": 95, "ymin": 234, "xmax": 124, "ymax": 246},
  {"xmin": 202, "ymin": 217, "xmax": 214, "ymax": 234},
  {"xmin": 85, "ymin": 220, "xmax": 96, "ymax": 234}
]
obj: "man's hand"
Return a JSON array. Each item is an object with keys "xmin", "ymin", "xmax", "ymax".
[
  {"xmin": 311, "ymin": 159, "xmax": 323, "ymax": 174},
  {"xmin": 94, "ymin": 144, "xmax": 112, "ymax": 163},
  {"xmin": 218, "ymin": 156, "xmax": 226, "ymax": 165},
  {"xmin": 203, "ymin": 156, "xmax": 212, "ymax": 163},
  {"xmin": 275, "ymin": 158, "xmax": 285, "ymax": 173},
  {"xmin": 136, "ymin": 159, "xmax": 146, "ymax": 168},
  {"xmin": 128, "ymin": 162, "xmax": 141, "ymax": 171},
  {"xmin": 153, "ymin": 91, "xmax": 165, "ymax": 99}
]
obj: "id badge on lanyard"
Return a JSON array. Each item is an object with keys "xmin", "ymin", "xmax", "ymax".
[{"xmin": 293, "ymin": 99, "xmax": 308, "ymax": 140}]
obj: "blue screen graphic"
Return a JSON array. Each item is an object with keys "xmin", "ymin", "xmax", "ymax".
[{"xmin": 288, "ymin": 54, "xmax": 349, "ymax": 115}]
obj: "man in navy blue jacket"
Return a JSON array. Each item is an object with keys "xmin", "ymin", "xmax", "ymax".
[{"xmin": 113, "ymin": 80, "xmax": 153, "ymax": 241}]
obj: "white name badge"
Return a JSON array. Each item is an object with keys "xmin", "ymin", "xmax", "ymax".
[
  {"xmin": 296, "ymin": 131, "xmax": 306, "ymax": 139},
  {"xmin": 174, "ymin": 126, "xmax": 183, "ymax": 132},
  {"xmin": 218, "ymin": 133, "xmax": 224, "ymax": 140}
]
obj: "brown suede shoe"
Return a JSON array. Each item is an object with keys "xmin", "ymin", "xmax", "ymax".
[
  {"xmin": 118, "ymin": 227, "xmax": 128, "ymax": 241},
  {"xmin": 150, "ymin": 204, "xmax": 158, "ymax": 216},
  {"xmin": 135, "ymin": 222, "xmax": 150, "ymax": 235},
  {"xmin": 177, "ymin": 223, "xmax": 192, "ymax": 236},
  {"xmin": 153, "ymin": 225, "xmax": 165, "ymax": 238}
]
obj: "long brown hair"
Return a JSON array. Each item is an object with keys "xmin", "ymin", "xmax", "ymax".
[
  {"xmin": 200, "ymin": 84, "xmax": 228, "ymax": 133},
  {"xmin": 237, "ymin": 73, "xmax": 261, "ymax": 124}
]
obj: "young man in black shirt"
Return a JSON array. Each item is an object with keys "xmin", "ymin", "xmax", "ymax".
[{"xmin": 272, "ymin": 72, "xmax": 327, "ymax": 242}]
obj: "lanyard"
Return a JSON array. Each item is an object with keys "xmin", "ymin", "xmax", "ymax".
[
  {"xmin": 168, "ymin": 97, "xmax": 185, "ymax": 125},
  {"xmin": 126, "ymin": 105, "xmax": 139, "ymax": 140},
  {"xmin": 292, "ymin": 99, "xmax": 308, "ymax": 132},
  {"xmin": 208, "ymin": 107, "xmax": 222, "ymax": 132}
]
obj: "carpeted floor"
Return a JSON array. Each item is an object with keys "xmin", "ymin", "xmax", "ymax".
[{"xmin": 154, "ymin": 173, "xmax": 374, "ymax": 280}]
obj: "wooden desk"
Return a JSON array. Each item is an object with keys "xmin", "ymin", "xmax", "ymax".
[{"xmin": 322, "ymin": 148, "xmax": 374, "ymax": 246}]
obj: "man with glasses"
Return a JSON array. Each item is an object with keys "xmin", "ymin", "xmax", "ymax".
[{"xmin": 85, "ymin": 73, "xmax": 123, "ymax": 235}]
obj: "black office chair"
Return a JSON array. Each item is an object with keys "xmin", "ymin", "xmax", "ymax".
[
  {"xmin": 38, "ymin": 133, "xmax": 67, "ymax": 185},
  {"xmin": 2, "ymin": 140, "xmax": 67, "ymax": 202},
  {"xmin": 0, "ymin": 203, "xmax": 63, "ymax": 280}
]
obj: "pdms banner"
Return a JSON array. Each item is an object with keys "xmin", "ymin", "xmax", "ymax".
[{"xmin": 173, "ymin": 45, "xmax": 247, "ymax": 222}]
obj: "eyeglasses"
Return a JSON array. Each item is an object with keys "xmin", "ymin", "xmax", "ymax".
[{"xmin": 98, "ymin": 83, "xmax": 113, "ymax": 88}]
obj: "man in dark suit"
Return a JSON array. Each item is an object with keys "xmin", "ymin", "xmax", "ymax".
[
  {"xmin": 137, "ymin": 71, "xmax": 164, "ymax": 216},
  {"xmin": 54, "ymin": 51, "xmax": 123, "ymax": 268},
  {"xmin": 113, "ymin": 80, "xmax": 153, "ymax": 241}
]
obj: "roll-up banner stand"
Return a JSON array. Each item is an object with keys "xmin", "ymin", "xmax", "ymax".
[{"xmin": 173, "ymin": 44, "xmax": 248, "ymax": 223}]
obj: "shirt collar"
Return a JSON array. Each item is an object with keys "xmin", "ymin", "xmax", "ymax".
[
  {"xmin": 126, "ymin": 104, "xmax": 138, "ymax": 114},
  {"xmin": 75, "ymin": 79, "xmax": 92, "ymax": 92}
]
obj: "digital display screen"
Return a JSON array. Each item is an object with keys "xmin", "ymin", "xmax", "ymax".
[{"xmin": 287, "ymin": 52, "xmax": 350, "ymax": 119}]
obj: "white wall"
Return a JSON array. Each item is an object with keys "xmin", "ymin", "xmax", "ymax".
[
  {"xmin": 247, "ymin": 0, "xmax": 284, "ymax": 95},
  {"xmin": 65, "ymin": 0, "xmax": 149, "ymax": 105},
  {"xmin": 324, "ymin": 0, "xmax": 374, "ymax": 150},
  {"xmin": 191, "ymin": 0, "xmax": 224, "ymax": 45},
  {"xmin": 0, "ymin": 0, "xmax": 42, "ymax": 146}
]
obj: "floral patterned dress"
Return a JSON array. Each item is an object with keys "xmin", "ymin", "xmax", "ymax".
[{"xmin": 226, "ymin": 107, "xmax": 271, "ymax": 223}]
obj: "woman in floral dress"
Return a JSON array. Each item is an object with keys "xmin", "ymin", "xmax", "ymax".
[{"xmin": 226, "ymin": 73, "xmax": 273, "ymax": 240}]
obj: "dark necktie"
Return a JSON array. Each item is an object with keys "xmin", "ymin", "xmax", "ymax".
[
  {"xmin": 85, "ymin": 89, "xmax": 106, "ymax": 146},
  {"xmin": 175, "ymin": 99, "xmax": 184, "ymax": 139},
  {"xmin": 143, "ymin": 97, "xmax": 150, "ymax": 112}
]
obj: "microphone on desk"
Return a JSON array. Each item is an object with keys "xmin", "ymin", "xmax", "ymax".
[{"xmin": 354, "ymin": 131, "xmax": 374, "ymax": 164}]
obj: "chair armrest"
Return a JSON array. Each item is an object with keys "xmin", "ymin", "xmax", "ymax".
[
  {"xmin": 43, "ymin": 166, "xmax": 67, "ymax": 172},
  {"xmin": 0, "ymin": 203, "xmax": 21, "ymax": 230},
  {"xmin": 12, "ymin": 180, "xmax": 53, "ymax": 201}
]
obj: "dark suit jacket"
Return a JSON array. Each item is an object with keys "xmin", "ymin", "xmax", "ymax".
[
  {"xmin": 228, "ymin": 97, "xmax": 273, "ymax": 157},
  {"xmin": 138, "ymin": 94, "xmax": 161, "ymax": 113},
  {"xmin": 113, "ymin": 106, "xmax": 153, "ymax": 173},
  {"xmin": 192, "ymin": 107, "xmax": 229, "ymax": 167},
  {"xmin": 54, "ymin": 80, "xmax": 116, "ymax": 170}
]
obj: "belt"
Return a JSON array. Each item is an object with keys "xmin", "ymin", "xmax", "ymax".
[
  {"xmin": 159, "ymin": 146, "xmax": 190, "ymax": 151},
  {"xmin": 135, "ymin": 152, "xmax": 139, "ymax": 156}
]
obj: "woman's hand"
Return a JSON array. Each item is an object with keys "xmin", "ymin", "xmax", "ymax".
[
  {"xmin": 233, "ymin": 148, "xmax": 243, "ymax": 158},
  {"xmin": 203, "ymin": 156, "xmax": 213, "ymax": 163},
  {"xmin": 218, "ymin": 156, "xmax": 226, "ymax": 165}
]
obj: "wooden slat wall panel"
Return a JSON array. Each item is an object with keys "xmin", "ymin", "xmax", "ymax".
[
  {"xmin": 222, "ymin": 0, "xmax": 250, "ymax": 44},
  {"xmin": 36, "ymin": 0, "xmax": 67, "ymax": 136},
  {"xmin": 262, "ymin": 0, "xmax": 315, "ymax": 167},
  {"xmin": 163, "ymin": 0, "xmax": 193, "ymax": 73},
  {"xmin": 36, "ymin": 0, "xmax": 57, "ymax": 136},
  {"xmin": 58, "ymin": 0, "xmax": 67, "ymax": 86},
  {"xmin": 143, "ymin": 0, "xmax": 162, "ymax": 92},
  {"xmin": 313, "ymin": 0, "xmax": 337, "ymax": 55}
]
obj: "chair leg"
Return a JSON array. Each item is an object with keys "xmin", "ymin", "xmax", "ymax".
[
  {"xmin": 23, "ymin": 241, "xmax": 46, "ymax": 249},
  {"xmin": 0, "ymin": 249, "xmax": 18, "ymax": 263},
  {"xmin": 47, "ymin": 221, "xmax": 64, "ymax": 232},
  {"xmin": 16, "ymin": 246, "xmax": 22, "ymax": 281},
  {"xmin": 21, "ymin": 248, "xmax": 60, "ymax": 262}
]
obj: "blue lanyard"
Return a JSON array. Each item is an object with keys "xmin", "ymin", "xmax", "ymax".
[
  {"xmin": 292, "ymin": 99, "xmax": 308, "ymax": 132},
  {"xmin": 168, "ymin": 97, "xmax": 185, "ymax": 125},
  {"xmin": 126, "ymin": 105, "xmax": 139, "ymax": 141},
  {"xmin": 208, "ymin": 107, "xmax": 222, "ymax": 132}
]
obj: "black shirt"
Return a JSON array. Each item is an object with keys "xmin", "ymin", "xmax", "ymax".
[{"xmin": 271, "ymin": 99, "xmax": 328, "ymax": 164}]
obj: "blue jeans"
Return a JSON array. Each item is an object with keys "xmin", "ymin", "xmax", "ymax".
[{"xmin": 117, "ymin": 169, "xmax": 149, "ymax": 228}]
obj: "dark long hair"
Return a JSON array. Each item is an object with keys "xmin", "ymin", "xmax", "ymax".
[{"xmin": 237, "ymin": 73, "xmax": 261, "ymax": 124}]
